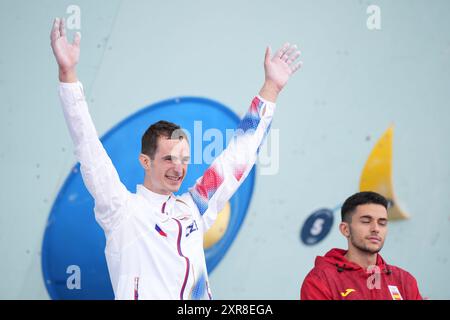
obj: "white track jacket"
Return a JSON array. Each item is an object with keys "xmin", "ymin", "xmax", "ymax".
[{"xmin": 59, "ymin": 81, "xmax": 275, "ymax": 300}]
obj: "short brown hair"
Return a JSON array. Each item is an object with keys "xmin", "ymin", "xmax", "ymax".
[
  {"xmin": 141, "ymin": 120, "xmax": 188, "ymax": 159},
  {"xmin": 341, "ymin": 191, "xmax": 388, "ymax": 223}
]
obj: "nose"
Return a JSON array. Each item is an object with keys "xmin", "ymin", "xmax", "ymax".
[
  {"xmin": 173, "ymin": 161, "xmax": 183, "ymax": 175},
  {"xmin": 370, "ymin": 221, "xmax": 380, "ymax": 234}
]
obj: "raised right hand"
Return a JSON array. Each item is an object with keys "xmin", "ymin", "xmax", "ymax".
[
  {"xmin": 259, "ymin": 43, "xmax": 302, "ymax": 102},
  {"xmin": 50, "ymin": 18, "xmax": 81, "ymax": 82}
]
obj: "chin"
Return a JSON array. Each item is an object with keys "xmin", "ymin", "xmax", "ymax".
[
  {"xmin": 368, "ymin": 245, "xmax": 383, "ymax": 254},
  {"xmin": 167, "ymin": 182, "xmax": 183, "ymax": 193},
  {"xmin": 169, "ymin": 186, "xmax": 181, "ymax": 193}
]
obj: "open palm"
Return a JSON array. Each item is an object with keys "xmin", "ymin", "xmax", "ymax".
[
  {"xmin": 50, "ymin": 18, "xmax": 80, "ymax": 73},
  {"xmin": 264, "ymin": 43, "xmax": 302, "ymax": 92}
]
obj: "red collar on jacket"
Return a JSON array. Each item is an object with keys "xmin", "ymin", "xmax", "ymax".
[{"xmin": 316, "ymin": 248, "xmax": 392, "ymax": 274}]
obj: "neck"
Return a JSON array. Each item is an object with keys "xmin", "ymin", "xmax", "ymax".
[{"xmin": 345, "ymin": 247, "xmax": 378, "ymax": 270}]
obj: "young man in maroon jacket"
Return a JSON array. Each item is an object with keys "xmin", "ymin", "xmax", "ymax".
[{"xmin": 301, "ymin": 191, "xmax": 422, "ymax": 300}]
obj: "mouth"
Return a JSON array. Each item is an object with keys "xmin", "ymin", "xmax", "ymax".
[
  {"xmin": 368, "ymin": 236, "xmax": 382, "ymax": 243},
  {"xmin": 165, "ymin": 175, "xmax": 182, "ymax": 183}
]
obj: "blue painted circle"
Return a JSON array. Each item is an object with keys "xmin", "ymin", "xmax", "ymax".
[
  {"xmin": 301, "ymin": 208, "xmax": 334, "ymax": 245},
  {"xmin": 42, "ymin": 97, "xmax": 255, "ymax": 299}
]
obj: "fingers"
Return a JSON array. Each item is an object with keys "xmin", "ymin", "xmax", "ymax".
[
  {"xmin": 291, "ymin": 61, "xmax": 303, "ymax": 74},
  {"xmin": 282, "ymin": 44, "xmax": 297, "ymax": 62},
  {"xmin": 73, "ymin": 31, "xmax": 81, "ymax": 47},
  {"xmin": 275, "ymin": 43, "xmax": 302, "ymax": 67},
  {"xmin": 60, "ymin": 18, "xmax": 66, "ymax": 38},
  {"xmin": 50, "ymin": 18, "xmax": 61, "ymax": 42},
  {"xmin": 286, "ymin": 50, "xmax": 301, "ymax": 65},
  {"xmin": 276, "ymin": 42, "xmax": 290, "ymax": 59},
  {"xmin": 51, "ymin": 17, "xmax": 81, "ymax": 48},
  {"xmin": 264, "ymin": 46, "xmax": 272, "ymax": 65}
]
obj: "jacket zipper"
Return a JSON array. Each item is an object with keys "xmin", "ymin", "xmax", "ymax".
[
  {"xmin": 173, "ymin": 218, "xmax": 190, "ymax": 300},
  {"xmin": 134, "ymin": 276, "xmax": 139, "ymax": 300}
]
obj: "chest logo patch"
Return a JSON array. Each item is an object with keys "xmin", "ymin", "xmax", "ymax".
[
  {"xmin": 340, "ymin": 288, "xmax": 356, "ymax": 297},
  {"xmin": 388, "ymin": 285, "xmax": 403, "ymax": 300},
  {"xmin": 186, "ymin": 220, "xmax": 199, "ymax": 237}
]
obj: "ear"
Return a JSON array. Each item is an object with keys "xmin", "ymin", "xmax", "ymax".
[
  {"xmin": 139, "ymin": 154, "xmax": 151, "ymax": 170},
  {"xmin": 339, "ymin": 222, "xmax": 350, "ymax": 239}
]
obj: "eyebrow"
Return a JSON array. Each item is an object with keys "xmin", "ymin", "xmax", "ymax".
[
  {"xmin": 161, "ymin": 155, "xmax": 190, "ymax": 161},
  {"xmin": 360, "ymin": 215, "xmax": 388, "ymax": 221}
]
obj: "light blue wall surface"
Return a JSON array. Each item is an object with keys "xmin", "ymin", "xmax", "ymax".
[{"xmin": 0, "ymin": 0, "xmax": 449, "ymax": 299}]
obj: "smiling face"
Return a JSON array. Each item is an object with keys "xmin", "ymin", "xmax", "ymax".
[
  {"xmin": 139, "ymin": 136, "xmax": 190, "ymax": 195},
  {"xmin": 340, "ymin": 203, "xmax": 388, "ymax": 254}
]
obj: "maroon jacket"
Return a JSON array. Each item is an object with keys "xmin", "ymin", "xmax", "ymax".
[{"xmin": 301, "ymin": 248, "xmax": 422, "ymax": 300}]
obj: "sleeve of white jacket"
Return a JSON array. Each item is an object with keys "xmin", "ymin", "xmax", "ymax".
[
  {"xmin": 59, "ymin": 81, "xmax": 130, "ymax": 233},
  {"xmin": 188, "ymin": 96, "xmax": 275, "ymax": 231}
]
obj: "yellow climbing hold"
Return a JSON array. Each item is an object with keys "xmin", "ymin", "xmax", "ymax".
[
  {"xmin": 359, "ymin": 125, "xmax": 409, "ymax": 220},
  {"xmin": 204, "ymin": 202, "xmax": 231, "ymax": 249}
]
